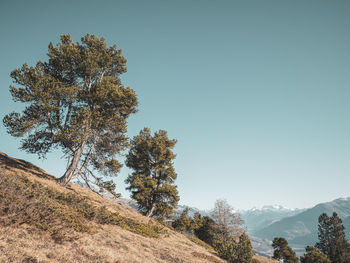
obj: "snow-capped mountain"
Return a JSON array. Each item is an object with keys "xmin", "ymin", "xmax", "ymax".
[
  {"xmin": 110, "ymin": 195, "xmax": 350, "ymax": 257},
  {"xmin": 241, "ymin": 205, "xmax": 305, "ymax": 234},
  {"xmin": 254, "ymin": 197, "xmax": 350, "ymax": 248}
]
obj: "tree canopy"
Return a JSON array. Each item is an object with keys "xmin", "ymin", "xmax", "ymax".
[
  {"xmin": 316, "ymin": 212, "xmax": 350, "ymax": 263},
  {"xmin": 300, "ymin": 246, "xmax": 331, "ymax": 263},
  {"xmin": 125, "ymin": 128, "xmax": 179, "ymax": 218},
  {"xmin": 3, "ymin": 34, "xmax": 138, "ymax": 194},
  {"xmin": 272, "ymin": 237, "xmax": 298, "ymax": 263},
  {"xmin": 211, "ymin": 199, "xmax": 245, "ymax": 243},
  {"xmin": 214, "ymin": 233, "xmax": 253, "ymax": 263}
]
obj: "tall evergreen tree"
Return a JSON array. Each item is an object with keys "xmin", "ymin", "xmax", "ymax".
[
  {"xmin": 125, "ymin": 128, "xmax": 179, "ymax": 218},
  {"xmin": 3, "ymin": 34, "xmax": 138, "ymax": 193},
  {"xmin": 316, "ymin": 213, "xmax": 331, "ymax": 256},
  {"xmin": 235, "ymin": 233, "xmax": 254, "ymax": 263},
  {"xmin": 272, "ymin": 237, "xmax": 298, "ymax": 263},
  {"xmin": 316, "ymin": 212, "xmax": 350, "ymax": 263},
  {"xmin": 300, "ymin": 246, "xmax": 331, "ymax": 263}
]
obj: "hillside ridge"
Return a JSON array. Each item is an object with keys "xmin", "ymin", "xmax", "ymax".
[{"xmin": 0, "ymin": 152, "xmax": 277, "ymax": 263}]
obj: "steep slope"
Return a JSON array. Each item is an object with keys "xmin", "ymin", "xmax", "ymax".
[
  {"xmin": 0, "ymin": 152, "xmax": 277, "ymax": 263},
  {"xmin": 0, "ymin": 152, "xmax": 224, "ymax": 263},
  {"xmin": 254, "ymin": 198, "xmax": 350, "ymax": 246}
]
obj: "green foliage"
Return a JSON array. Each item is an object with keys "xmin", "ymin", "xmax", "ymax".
[
  {"xmin": 187, "ymin": 199, "xmax": 248, "ymax": 262},
  {"xmin": 179, "ymin": 209, "xmax": 252, "ymax": 263},
  {"xmin": 214, "ymin": 233, "xmax": 253, "ymax": 263},
  {"xmin": 99, "ymin": 180, "xmax": 120, "ymax": 198},
  {"xmin": 214, "ymin": 237, "xmax": 238, "ymax": 262},
  {"xmin": 235, "ymin": 233, "xmax": 254, "ymax": 263},
  {"xmin": 300, "ymin": 246, "xmax": 331, "ymax": 263},
  {"xmin": 172, "ymin": 209, "xmax": 205, "ymax": 234},
  {"xmin": 0, "ymin": 172, "xmax": 164, "ymax": 242},
  {"xmin": 316, "ymin": 212, "xmax": 350, "ymax": 263},
  {"xmin": 185, "ymin": 235, "xmax": 215, "ymax": 251},
  {"xmin": 193, "ymin": 212, "xmax": 204, "ymax": 230},
  {"xmin": 125, "ymin": 128, "xmax": 179, "ymax": 219},
  {"xmin": 3, "ymin": 34, "xmax": 138, "ymax": 192},
  {"xmin": 272, "ymin": 237, "xmax": 298, "ymax": 263},
  {"xmin": 194, "ymin": 216, "xmax": 218, "ymax": 246},
  {"xmin": 172, "ymin": 207, "xmax": 194, "ymax": 233}
]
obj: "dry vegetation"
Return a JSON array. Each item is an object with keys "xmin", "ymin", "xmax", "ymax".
[{"xmin": 0, "ymin": 152, "xmax": 277, "ymax": 263}]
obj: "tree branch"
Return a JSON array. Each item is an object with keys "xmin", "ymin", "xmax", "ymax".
[
  {"xmin": 64, "ymin": 100, "xmax": 72, "ymax": 129},
  {"xmin": 76, "ymin": 140, "xmax": 96, "ymax": 176},
  {"xmin": 47, "ymin": 112, "xmax": 57, "ymax": 139}
]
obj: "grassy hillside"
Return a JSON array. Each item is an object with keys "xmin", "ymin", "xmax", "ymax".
[{"xmin": 0, "ymin": 152, "xmax": 277, "ymax": 263}]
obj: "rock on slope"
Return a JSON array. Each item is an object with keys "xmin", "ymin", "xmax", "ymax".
[{"xmin": 0, "ymin": 152, "xmax": 277, "ymax": 263}]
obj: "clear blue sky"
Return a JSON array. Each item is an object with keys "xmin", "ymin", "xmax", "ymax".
[{"xmin": 1, "ymin": 0, "xmax": 350, "ymax": 210}]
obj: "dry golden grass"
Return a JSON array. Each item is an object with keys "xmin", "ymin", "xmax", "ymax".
[
  {"xmin": 253, "ymin": 255, "xmax": 279, "ymax": 263},
  {"xmin": 0, "ymin": 152, "xmax": 277, "ymax": 262}
]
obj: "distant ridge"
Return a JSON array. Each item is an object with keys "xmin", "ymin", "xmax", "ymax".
[
  {"xmin": 242, "ymin": 205, "xmax": 306, "ymax": 234},
  {"xmin": 254, "ymin": 197, "xmax": 350, "ymax": 247}
]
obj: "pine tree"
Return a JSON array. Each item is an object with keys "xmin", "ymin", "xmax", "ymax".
[
  {"xmin": 194, "ymin": 216, "xmax": 217, "ymax": 246},
  {"xmin": 235, "ymin": 233, "xmax": 254, "ymax": 263},
  {"xmin": 316, "ymin": 212, "xmax": 350, "ymax": 263},
  {"xmin": 272, "ymin": 237, "xmax": 298, "ymax": 263},
  {"xmin": 214, "ymin": 233, "xmax": 253, "ymax": 263},
  {"xmin": 3, "ymin": 34, "xmax": 138, "ymax": 194},
  {"xmin": 300, "ymin": 246, "xmax": 331, "ymax": 263},
  {"xmin": 316, "ymin": 213, "xmax": 331, "ymax": 256},
  {"xmin": 192, "ymin": 212, "xmax": 204, "ymax": 231},
  {"xmin": 172, "ymin": 208, "xmax": 193, "ymax": 233},
  {"xmin": 214, "ymin": 237, "xmax": 238, "ymax": 262},
  {"xmin": 125, "ymin": 128, "xmax": 179, "ymax": 218}
]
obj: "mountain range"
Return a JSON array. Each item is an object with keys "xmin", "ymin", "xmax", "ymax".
[
  {"xmin": 253, "ymin": 197, "xmax": 350, "ymax": 247},
  {"xmin": 241, "ymin": 205, "xmax": 305, "ymax": 233},
  {"xmin": 173, "ymin": 198, "xmax": 350, "ymax": 257}
]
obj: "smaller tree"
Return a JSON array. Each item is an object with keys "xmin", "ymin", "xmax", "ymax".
[
  {"xmin": 192, "ymin": 212, "xmax": 205, "ymax": 231},
  {"xmin": 235, "ymin": 233, "xmax": 254, "ymax": 263},
  {"xmin": 214, "ymin": 233, "xmax": 253, "ymax": 263},
  {"xmin": 272, "ymin": 237, "xmax": 298, "ymax": 263},
  {"xmin": 172, "ymin": 208, "xmax": 193, "ymax": 233},
  {"xmin": 316, "ymin": 212, "xmax": 350, "ymax": 263},
  {"xmin": 194, "ymin": 216, "xmax": 217, "ymax": 246},
  {"xmin": 316, "ymin": 213, "xmax": 331, "ymax": 255},
  {"xmin": 214, "ymin": 237, "xmax": 238, "ymax": 263},
  {"xmin": 125, "ymin": 128, "xmax": 179, "ymax": 218},
  {"xmin": 300, "ymin": 246, "xmax": 331, "ymax": 263},
  {"xmin": 211, "ymin": 199, "xmax": 245, "ymax": 242}
]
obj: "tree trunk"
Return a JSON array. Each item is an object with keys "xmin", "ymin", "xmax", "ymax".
[
  {"xmin": 57, "ymin": 141, "xmax": 86, "ymax": 186},
  {"xmin": 146, "ymin": 203, "xmax": 156, "ymax": 217}
]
